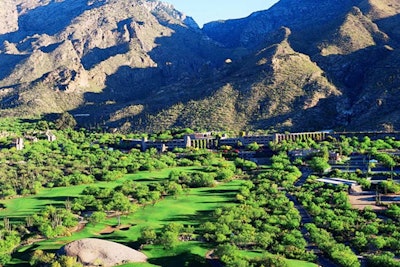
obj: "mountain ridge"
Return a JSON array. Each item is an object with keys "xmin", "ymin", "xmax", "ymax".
[{"xmin": 0, "ymin": 0, "xmax": 399, "ymax": 132}]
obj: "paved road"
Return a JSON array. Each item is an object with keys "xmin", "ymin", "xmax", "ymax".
[
  {"xmin": 286, "ymin": 192, "xmax": 338, "ymax": 267},
  {"xmin": 295, "ymin": 168, "xmax": 312, "ymax": 187},
  {"xmin": 288, "ymin": 168, "xmax": 363, "ymax": 267}
]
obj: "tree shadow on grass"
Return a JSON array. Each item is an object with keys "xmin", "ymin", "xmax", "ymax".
[
  {"xmin": 199, "ymin": 200, "xmax": 234, "ymax": 204},
  {"xmin": 194, "ymin": 188, "xmax": 238, "ymax": 201},
  {"xmin": 92, "ymin": 236, "xmax": 210, "ymax": 267},
  {"xmin": 148, "ymin": 251, "xmax": 208, "ymax": 267},
  {"xmin": 3, "ymin": 204, "xmax": 48, "ymax": 222},
  {"xmin": 96, "ymin": 235, "xmax": 142, "ymax": 250},
  {"xmin": 11, "ymin": 243, "xmax": 41, "ymax": 264},
  {"xmin": 162, "ymin": 210, "xmax": 213, "ymax": 225},
  {"xmin": 12, "ymin": 244, "xmax": 61, "ymax": 266},
  {"xmin": 133, "ymin": 178, "xmax": 160, "ymax": 182},
  {"xmin": 34, "ymin": 196, "xmax": 74, "ymax": 202},
  {"xmin": 198, "ymin": 189, "xmax": 239, "ymax": 195}
]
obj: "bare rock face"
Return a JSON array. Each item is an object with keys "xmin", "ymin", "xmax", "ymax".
[
  {"xmin": 203, "ymin": 0, "xmax": 361, "ymax": 48},
  {"xmin": 0, "ymin": 0, "xmax": 400, "ymax": 131},
  {"xmin": 0, "ymin": 1, "xmax": 18, "ymax": 34},
  {"xmin": 60, "ymin": 238, "xmax": 147, "ymax": 267},
  {"xmin": 0, "ymin": 0, "xmax": 226, "ymax": 118}
]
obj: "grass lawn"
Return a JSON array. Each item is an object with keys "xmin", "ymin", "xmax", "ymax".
[
  {"xmin": 239, "ymin": 251, "xmax": 318, "ymax": 267},
  {"xmin": 9, "ymin": 177, "xmax": 244, "ymax": 266},
  {"xmin": 4, "ymin": 166, "xmax": 317, "ymax": 267},
  {"xmin": 287, "ymin": 259, "xmax": 318, "ymax": 267},
  {"xmin": 0, "ymin": 166, "xmax": 199, "ymax": 222},
  {"xmin": 0, "ymin": 185, "xmax": 87, "ymax": 220}
]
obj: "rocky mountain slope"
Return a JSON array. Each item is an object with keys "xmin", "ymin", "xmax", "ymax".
[
  {"xmin": 0, "ymin": 0, "xmax": 234, "ymax": 118},
  {"xmin": 0, "ymin": 0, "xmax": 399, "ymax": 132},
  {"xmin": 201, "ymin": 0, "xmax": 400, "ymax": 131}
]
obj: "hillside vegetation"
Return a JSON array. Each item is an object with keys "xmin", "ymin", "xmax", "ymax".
[{"xmin": 0, "ymin": 0, "xmax": 399, "ymax": 132}]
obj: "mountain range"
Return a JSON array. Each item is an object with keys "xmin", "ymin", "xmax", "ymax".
[{"xmin": 0, "ymin": 0, "xmax": 399, "ymax": 132}]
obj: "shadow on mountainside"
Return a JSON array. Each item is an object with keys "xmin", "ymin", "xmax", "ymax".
[
  {"xmin": 286, "ymin": 11, "xmax": 400, "ymax": 131},
  {"xmin": 0, "ymin": 0, "xmax": 108, "ymax": 82},
  {"xmin": 81, "ymin": 18, "xmax": 136, "ymax": 70},
  {"xmin": 0, "ymin": 54, "xmax": 29, "ymax": 81},
  {"xmin": 376, "ymin": 14, "xmax": 400, "ymax": 44},
  {"xmin": 203, "ymin": 0, "xmax": 359, "ymax": 49},
  {"xmin": 81, "ymin": 43, "xmax": 131, "ymax": 70},
  {"xmin": 248, "ymin": 98, "xmax": 337, "ymax": 132},
  {"xmin": 71, "ymin": 7, "xmax": 400, "ymax": 132},
  {"xmin": 71, "ymin": 22, "xmax": 233, "ymax": 126},
  {"xmin": 0, "ymin": 0, "xmax": 107, "ymax": 43},
  {"xmin": 313, "ymin": 44, "xmax": 398, "ymax": 130}
]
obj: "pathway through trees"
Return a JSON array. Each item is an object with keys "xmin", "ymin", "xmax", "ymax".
[{"xmin": 287, "ymin": 168, "xmax": 342, "ymax": 267}]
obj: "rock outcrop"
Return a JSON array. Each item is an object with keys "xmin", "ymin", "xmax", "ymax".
[{"xmin": 60, "ymin": 238, "xmax": 147, "ymax": 267}]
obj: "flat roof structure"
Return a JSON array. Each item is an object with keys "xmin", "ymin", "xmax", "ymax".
[{"xmin": 316, "ymin": 178, "xmax": 358, "ymax": 186}]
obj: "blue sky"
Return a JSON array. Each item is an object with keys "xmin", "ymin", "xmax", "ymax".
[{"xmin": 163, "ymin": 0, "xmax": 279, "ymax": 27}]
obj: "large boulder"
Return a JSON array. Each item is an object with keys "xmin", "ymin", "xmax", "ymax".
[{"xmin": 60, "ymin": 238, "xmax": 147, "ymax": 267}]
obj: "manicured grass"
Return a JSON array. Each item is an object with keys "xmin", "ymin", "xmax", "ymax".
[
  {"xmin": 10, "ymin": 177, "xmax": 244, "ymax": 266},
  {"xmin": 4, "ymin": 167, "xmax": 317, "ymax": 267},
  {"xmin": 0, "ymin": 166, "xmax": 200, "ymax": 222},
  {"xmin": 287, "ymin": 259, "xmax": 318, "ymax": 267},
  {"xmin": 28, "ymin": 180, "xmax": 243, "ymax": 247},
  {"xmin": 0, "ymin": 185, "xmax": 87, "ymax": 220},
  {"xmin": 239, "ymin": 251, "xmax": 318, "ymax": 267},
  {"xmin": 116, "ymin": 242, "xmax": 209, "ymax": 267}
]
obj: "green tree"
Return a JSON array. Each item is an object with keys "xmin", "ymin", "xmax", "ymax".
[
  {"xmin": 256, "ymin": 231, "xmax": 273, "ymax": 249},
  {"xmin": 106, "ymin": 192, "xmax": 136, "ymax": 226},
  {"xmin": 0, "ymin": 230, "xmax": 21, "ymax": 265},
  {"xmin": 387, "ymin": 204, "xmax": 400, "ymax": 220},
  {"xmin": 374, "ymin": 152, "xmax": 396, "ymax": 179},
  {"xmin": 29, "ymin": 250, "xmax": 55, "ymax": 266},
  {"xmin": 352, "ymin": 231, "xmax": 368, "ymax": 251},
  {"xmin": 89, "ymin": 211, "xmax": 106, "ymax": 225},
  {"xmin": 215, "ymin": 244, "xmax": 245, "ymax": 267},
  {"xmin": 309, "ymin": 157, "xmax": 330, "ymax": 174},
  {"xmin": 55, "ymin": 112, "xmax": 77, "ymax": 130},
  {"xmin": 57, "ymin": 255, "xmax": 83, "ymax": 267},
  {"xmin": 256, "ymin": 253, "xmax": 289, "ymax": 267},
  {"xmin": 371, "ymin": 236, "xmax": 386, "ymax": 250},
  {"xmin": 247, "ymin": 142, "xmax": 260, "ymax": 151},
  {"xmin": 367, "ymin": 252, "xmax": 400, "ymax": 267},
  {"xmin": 139, "ymin": 226, "xmax": 157, "ymax": 245},
  {"xmin": 158, "ymin": 231, "xmax": 179, "ymax": 249}
]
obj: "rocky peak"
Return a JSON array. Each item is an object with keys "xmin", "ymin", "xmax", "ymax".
[
  {"xmin": 358, "ymin": 0, "xmax": 400, "ymax": 43},
  {"xmin": 318, "ymin": 6, "xmax": 389, "ymax": 56},
  {"xmin": 203, "ymin": 0, "xmax": 362, "ymax": 49},
  {"xmin": 0, "ymin": 0, "xmax": 399, "ymax": 132},
  {"xmin": 359, "ymin": 0, "xmax": 400, "ymax": 20},
  {"xmin": 0, "ymin": 1, "xmax": 18, "ymax": 35},
  {"xmin": 0, "ymin": 0, "xmax": 231, "ymax": 117},
  {"xmin": 143, "ymin": 1, "xmax": 199, "ymax": 29}
]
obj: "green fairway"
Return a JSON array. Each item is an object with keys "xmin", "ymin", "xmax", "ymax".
[
  {"xmin": 0, "ymin": 166, "xmax": 199, "ymax": 222},
  {"xmin": 10, "ymin": 177, "xmax": 317, "ymax": 267},
  {"xmin": 3, "ymin": 167, "xmax": 317, "ymax": 267},
  {"xmin": 116, "ymin": 242, "xmax": 209, "ymax": 267},
  {"xmin": 238, "ymin": 251, "xmax": 318, "ymax": 267},
  {"xmin": 287, "ymin": 259, "xmax": 318, "ymax": 267},
  {"xmin": 26, "ymin": 179, "xmax": 243, "ymax": 247},
  {"xmin": 0, "ymin": 185, "xmax": 87, "ymax": 220},
  {"xmin": 10, "ymin": 177, "xmax": 244, "ymax": 266}
]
